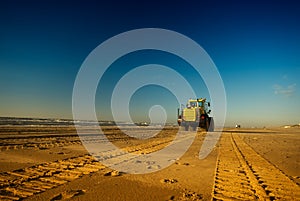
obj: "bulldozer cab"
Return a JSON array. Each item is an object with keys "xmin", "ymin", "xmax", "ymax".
[
  {"xmin": 187, "ymin": 101, "xmax": 197, "ymax": 108},
  {"xmin": 187, "ymin": 98, "xmax": 206, "ymax": 109},
  {"xmin": 178, "ymin": 98, "xmax": 214, "ymax": 131}
]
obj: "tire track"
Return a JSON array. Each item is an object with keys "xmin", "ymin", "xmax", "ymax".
[
  {"xmin": 212, "ymin": 134, "xmax": 259, "ymax": 200},
  {"xmin": 0, "ymin": 133, "xmax": 181, "ymax": 200},
  {"xmin": 212, "ymin": 133, "xmax": 300, "ymax": 200},
  {"xmin": 232, "ymin": 134, "xmax": 300, "ymax": 200},
  {"xmin": 0, "ymin": 155, "xmax": 105, "ymax": 200},
  {"xmin": 0, "ymin": 128, "xmax": 177, "ymax": 151},
  {"xmin": 0, "ymin": 135, "xmax": 130, "ymax": 151},
  {"xmin": 0, "ymin": 139, "xmax": 82, "ymax": 151}
]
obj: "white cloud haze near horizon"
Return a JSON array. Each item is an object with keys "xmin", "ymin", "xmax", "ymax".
[{"xmin": 273, "ymin": 83, "xmax": 296, "ymax": 97}]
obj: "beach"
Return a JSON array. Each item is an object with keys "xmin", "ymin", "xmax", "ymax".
[{"xmin": 0, "ymin": 119, "xmax": 299, "ymax": 200}]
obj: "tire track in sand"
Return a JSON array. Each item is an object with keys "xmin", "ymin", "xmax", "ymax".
[
  {"xmin": 0, "ymin": 128, "xmax": 175, "ymax": 151},
  {"xmin": 0, "ymin": 133, "xmax": 181, "ymax": 200},
  {"xmin": 0, "ymin": 135, "xmax": 126, "ymax": 151},
  {"xmin": 212, "ymin": 133, "xmax": 300, "ymax": 200}
]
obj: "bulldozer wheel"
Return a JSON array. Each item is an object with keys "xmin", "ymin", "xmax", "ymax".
[
  {"xmin": 208, "ymin": 117, "xmax": 214, "ymax": 132},
  {"xmin": 205, "ymin": 118, "xmax": 209, "ymax": 131}
]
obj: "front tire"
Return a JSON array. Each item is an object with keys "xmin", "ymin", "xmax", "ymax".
[
  {"xmin": 184, "ymin": 124, "xmax": 189, "ymax": 131},
  {"xmin": 181, "ymin": 121, "xmax": 189, "ymax": 131}
]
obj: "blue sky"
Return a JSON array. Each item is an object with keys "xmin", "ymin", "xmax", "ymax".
[{"xmin": 0, "ymin": 0, "xmax": 299, "ymax": 127}]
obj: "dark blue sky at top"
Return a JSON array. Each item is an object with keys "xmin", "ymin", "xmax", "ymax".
[{"xmin": 0, "ymin": 0, "xmax": 300, "ymax": 126}]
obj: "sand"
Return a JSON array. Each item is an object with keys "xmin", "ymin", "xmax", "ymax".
[{"xmin": 0, "ymin": 126, "xmax": 299, "ymax": 200}]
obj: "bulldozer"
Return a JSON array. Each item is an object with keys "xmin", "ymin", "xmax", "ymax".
[{"xmin": 177, "ymin": 98, "xmax": 214, "ymax": 131}]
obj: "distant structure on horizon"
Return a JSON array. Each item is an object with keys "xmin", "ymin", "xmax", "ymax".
[{"xmin": 283, "ymin": 124, "xmax": 300, "ymax": 128}]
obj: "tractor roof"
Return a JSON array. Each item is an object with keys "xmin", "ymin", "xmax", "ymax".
[{"xmin": 188, "ymin": 98, "xmax": 206, "ymax": 102}]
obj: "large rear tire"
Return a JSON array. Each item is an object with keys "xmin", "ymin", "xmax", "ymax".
[
  {"xmin": 205, "ymin": 118, "xmax": 209, "ymax": 131},
  {"xmin": 208, "ymin": 117, "xmax": 214, "ymax": 132}
]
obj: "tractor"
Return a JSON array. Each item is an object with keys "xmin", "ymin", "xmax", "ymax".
[{"xmin": 177, "ymin": 98, "xmax": 214, "ymax": 131}]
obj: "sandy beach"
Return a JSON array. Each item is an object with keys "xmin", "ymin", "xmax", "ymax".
[
  {"xmin": 0, "ymin": 125, "xmax": 299, "ymax": 200},
  {"xmin": 2, "ymin": 1, "xmax": 300, "ymax": 200}
]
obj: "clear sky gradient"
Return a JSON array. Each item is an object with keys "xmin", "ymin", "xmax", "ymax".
[{"xmin": 1, "ymin": 0, "xmax": 299, "ymax": 127}]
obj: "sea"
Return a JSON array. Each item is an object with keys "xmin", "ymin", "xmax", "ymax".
[
  {"xmin": 0, "ymin": 117, "xmax": 171, "ymax": 127},
  {"xmin": 0, "ymin": 117, "xmax": 116, "ymax": 127}
]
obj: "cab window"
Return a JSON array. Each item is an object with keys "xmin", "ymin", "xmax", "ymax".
[{"xmin": 190, "ymin": 101, "xmax": 197, "ymax": 107}]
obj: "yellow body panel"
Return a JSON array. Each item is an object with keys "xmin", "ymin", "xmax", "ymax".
[{"xmin": 183, "ymin": 108, "xmax": 196, "ymax": 121}]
